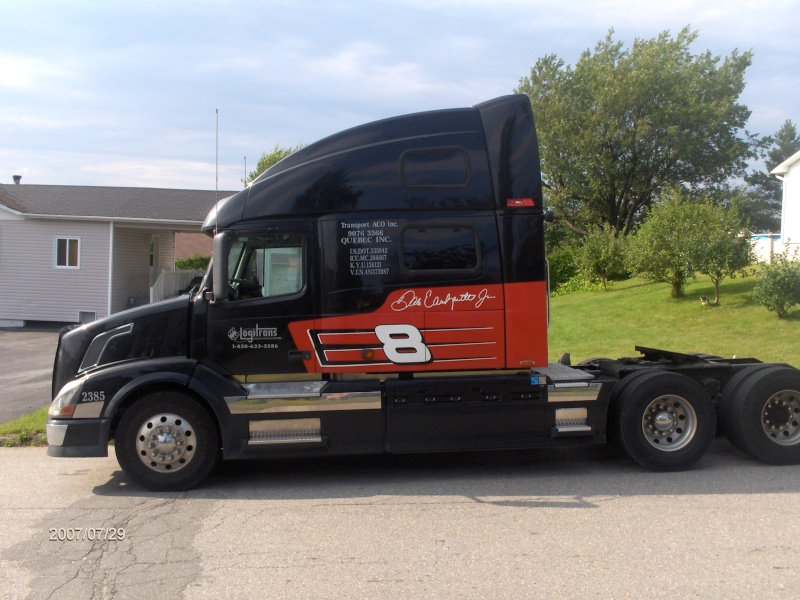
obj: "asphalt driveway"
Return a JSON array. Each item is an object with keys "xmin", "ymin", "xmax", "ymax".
[{"xmin": 0, "ymin": 324, "xmax": 62, "ymax": 424}]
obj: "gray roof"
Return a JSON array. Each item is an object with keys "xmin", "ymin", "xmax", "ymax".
[{"xmin": 0, "ymin": 184, "xmax": 238, "ymax": 223}]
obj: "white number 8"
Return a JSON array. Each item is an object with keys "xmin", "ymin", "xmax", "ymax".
[{"xmin": 375, "ymin": 324, "xmax": 432, "ymax": 364}]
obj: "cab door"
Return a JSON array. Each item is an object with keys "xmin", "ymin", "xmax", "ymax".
[{"xmin": 206, "ymin": 223, "xmax": 316, "ymax": 377}]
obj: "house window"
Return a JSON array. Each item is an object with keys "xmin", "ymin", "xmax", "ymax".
[{"xmin": 55, "ymin": 237, "xmax": 80, "ymax": 269}]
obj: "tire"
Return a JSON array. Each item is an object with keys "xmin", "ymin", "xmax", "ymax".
[
  {"xmin": 718, "ymin": 364, "xmax": 776, "ymax": 445},
  {"xmin": 726, "ymin": 367, "xmax": 800, "ymax": 465},
  {"xmin": 606, "ymin": 369, "xmax": 657, "ymax": 447},
  {"xmin": 115, "ymin": 392, "xmax": 220, "ymax": 491},
  {"xmin": 615, "ymin": 370, "xmax": 716, "ymax": 471}
]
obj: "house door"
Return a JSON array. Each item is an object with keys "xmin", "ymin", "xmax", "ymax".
[{"xmin": 149, "ymin": 235, "xmax": 161, "ymax": 287}]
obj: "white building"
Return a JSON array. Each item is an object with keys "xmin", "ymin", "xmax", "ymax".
[
  {"xmin": 0, "ymin": 182, "xmax": 231, "ymax": 326},
  {"xmin": 769, "ymin": 149, "xmax": 800, "ymax": 254}
]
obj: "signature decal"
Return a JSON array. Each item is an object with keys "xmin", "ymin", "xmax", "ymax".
[{"xmin": 391, "ymin": 288, "xmax": 496, "ymax": 312}]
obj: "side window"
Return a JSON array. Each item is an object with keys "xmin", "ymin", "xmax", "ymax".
[
  {"xmin": 228, "ymin": 233, "xmax": 303, "ymax": 301},
  {"xmin": 402, "ymin": 227, "xmax": 478, "ymax": 271},
  {"xmin": 55, "ymin": 237, "xmax": 80, "ymax": 269}
]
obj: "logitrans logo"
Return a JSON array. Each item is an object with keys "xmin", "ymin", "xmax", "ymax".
[{"xmin": 227, "ymin": 325, "xmax": 279, "ymax": 343}]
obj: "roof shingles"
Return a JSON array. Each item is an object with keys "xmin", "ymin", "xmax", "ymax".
[{"xmin": 0, "ymin": 184, "xmax": 237, "ymax": 222}]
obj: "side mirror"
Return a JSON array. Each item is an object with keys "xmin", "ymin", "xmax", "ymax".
[{"xmin": 212, "ymin": 231, "xmax": 232, "ymax": 303}]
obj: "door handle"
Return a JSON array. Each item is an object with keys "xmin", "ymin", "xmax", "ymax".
[{"xmin": 288, "ymin": 350, "xmax": 311, "ymax": 361}]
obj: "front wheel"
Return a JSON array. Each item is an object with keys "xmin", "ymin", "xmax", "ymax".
[
  {"xmin": 115, "ymin": 392, "xmax": 220, "ymax": 491},
  {"xmin": 726, "ymin": 367, "xmax": 800, "ymax": 465},
  {"xmin": 615, "ymin": 370, "xmax": 716, "ymax": 471}
]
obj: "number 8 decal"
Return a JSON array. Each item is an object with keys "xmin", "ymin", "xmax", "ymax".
[{"xmin": 375, "ymin": 324, "xmax": 432, "ymax": 364}]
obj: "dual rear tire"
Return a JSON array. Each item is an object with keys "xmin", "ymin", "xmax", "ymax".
[
  {"xmin": 611, "ymin": 366, "xmax": 800, "ymax": 470},
  {"xmin": 720, "ymin": 366, "xmax": 800, "ymax": 465},
  {"xmin": 612, "ymin": 370, "xmax": 716, "ymax": 471}
]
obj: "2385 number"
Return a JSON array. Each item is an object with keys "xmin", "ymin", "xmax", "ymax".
[{"xmin": 81, "ymin": 391, "xmax": 105, "ymax": 403}]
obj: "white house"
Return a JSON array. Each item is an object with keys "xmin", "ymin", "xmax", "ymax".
[
  {"xmin": 769, "ymin": 149, "xmax": 800, "ymax": 253},
  {"xmin": 0, "ymin": 182, "xmax": 233, "ymax": 326}
]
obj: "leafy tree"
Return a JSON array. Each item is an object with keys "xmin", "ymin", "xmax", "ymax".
[
  {"xmin": 692, "ymin": 204, "xmax": 753, "ymax": 304},
  {"xmin": 576, "ymin": 224, "xmax": 627, "ymax": 290},
  {"xmin": 738, "ymin": 120, "xmax": 800, "ymax": 232},
  {"xmin": 753, "ymin": 248, "xmax": 800, "ymax": 319},
  {"xmin": 516, "ymin": 27, "xmax": 757, "ymax": 236},
  {"xmin": 627, "ymin": 188, "xmax": 754, "ymax": 300},
  {"xmin": 626, "ymin": 189, "xmax": 697, "ymax": 297},
  {"xmin": 245, "ymin": 144, "xmax": 304, "ymax": 185}
]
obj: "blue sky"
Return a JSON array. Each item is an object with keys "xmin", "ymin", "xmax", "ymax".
[{"xmin": 2, "ymin": 0, "xmax": 798, "ymax": 191}]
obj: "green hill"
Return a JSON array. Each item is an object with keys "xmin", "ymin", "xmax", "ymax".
[{"xmin": 547, "ymin": 274, "xmax": 800, "ymax": 367}]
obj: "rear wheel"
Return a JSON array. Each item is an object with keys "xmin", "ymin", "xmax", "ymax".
[
  {"xmin": 115, "ymin": 392, "xmax": 220, "ymax": 491},
  {"xmin": 726, "ymin": 367, "xmax": 800, "ymax": 465},
  {"xmin": 718, "ymin": 364, "xmax": 776, "ymax": 443},
  {"xmin": 616, "ymin": 370, "xmax": 715, "ymax": 471}
]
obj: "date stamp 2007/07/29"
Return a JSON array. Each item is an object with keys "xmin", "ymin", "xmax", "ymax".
[{"xmin": 49, "ymin": 528, "xmax": 125, "ymax": 542}]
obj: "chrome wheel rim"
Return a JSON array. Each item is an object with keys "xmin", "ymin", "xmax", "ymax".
[
  {"xmin": 641, "ymin": 395, "xmax": 697, "ymax": 451},
  {"xmin": 134, "ymin": 413, "xmax": 196, "ymax": 472},
  {"xmin": 761, "ymin": 390, "xmax": 800, "ymax": 446}
]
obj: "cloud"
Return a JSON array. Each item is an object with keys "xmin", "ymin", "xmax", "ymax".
[{"xmin": 0, "ymin": 54, "xmax": 73, "ymax": 91}]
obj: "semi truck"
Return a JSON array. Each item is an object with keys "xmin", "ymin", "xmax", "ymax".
[{"xmin": 47, "ymin": 94, "xmax": 800, "ymax": 490}]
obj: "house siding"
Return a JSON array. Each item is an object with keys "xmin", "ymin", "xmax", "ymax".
[
  {"xmin": 782, "ymin": 161, "xmax": 799, "ymax": 247},
  {"xmin": 0, "ymin": 219, "xmax": 109, "ymax": 322},
  {"xmin": 111, "ymin": 228, "xmax": 153, "ymax": 314}
]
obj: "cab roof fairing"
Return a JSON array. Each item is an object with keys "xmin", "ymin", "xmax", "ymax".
[{"xmin": 200, "ymin": 94, "xmax": 541, "ymax": 233}]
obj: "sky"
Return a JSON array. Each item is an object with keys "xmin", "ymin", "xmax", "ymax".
[{"xmin": 2, "ymin": 0, "xmax": 798, "ymax": 192}]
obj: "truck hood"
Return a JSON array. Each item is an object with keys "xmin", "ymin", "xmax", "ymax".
[{"xmin": 52, "ymin": 296, "xmax": 191, "ymax": 396}]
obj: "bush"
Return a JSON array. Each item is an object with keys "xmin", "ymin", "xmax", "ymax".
[
  {"xmin": 548, "ymin": 247, "xmax": 578, "ymax": 290},
  {"xmin": 175, "ymin": 254, "xmax": 210, "ymax": 271},
  {"xmin": 576, "ymin": 225, "xmax": 627, "ymax": 290},
  {"xmin": 551, "ymin": 274, "xmax": 603, "ymax": 296},
  {"xmin": 753, "ymin": 249, "xmax": 800, "ymax": 318}
]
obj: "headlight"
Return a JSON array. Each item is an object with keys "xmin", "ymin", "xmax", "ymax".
[{"xmin": 49, "ymin": 378, "xmax": 83, "ymax": 418}]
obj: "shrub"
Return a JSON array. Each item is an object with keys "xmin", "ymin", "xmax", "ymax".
[
  {"xmin": 753, "ymin": 248, "xmax": 800, "ymax": 318},
  {"xmin": 548, "ymin": 247, "xmax": 578, "ymax": 290},
  {"xmin": 576, "ymin": 225, "xmax": 627, "ymax": 290},
  {"xmin": 175, "ymin": 254, "xmax": 210, "ymax": 271}
]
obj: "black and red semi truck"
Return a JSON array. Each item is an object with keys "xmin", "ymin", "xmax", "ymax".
[{"xmin": 47, "ymin": 95, "xmax": 800, "ymax": 490}]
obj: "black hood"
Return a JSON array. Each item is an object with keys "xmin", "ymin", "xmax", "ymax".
[{"xmin": 52, "ymin": 296, "xmax": 190, "ymax": 396}]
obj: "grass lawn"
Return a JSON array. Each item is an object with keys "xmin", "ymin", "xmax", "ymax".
[
  {"xmin": 548, "ymin": 273, "xmax": 800, "ymax": 366},
  {"xmin": 0, "ymin": 407, "xmax": 48, "ymax": 446}
]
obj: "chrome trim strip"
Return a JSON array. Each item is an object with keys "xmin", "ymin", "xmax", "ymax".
[
  {"xmin": 555, "ymin": 407, "xmax": 588, "ymax": 425},
  {"xmin": 547, "ymin": 382, "xmax": 602, "ymax": 403},
  {"xmin": 248, "ymin": 418, "xmax": 323, "ymax": 445},
  {"xmin": 226, "ymin": 381, "xmax": 381, "ymax": 414},
  {"xmin": 553, "ymin": 425, "xmax": 593, "ymax": 434}
]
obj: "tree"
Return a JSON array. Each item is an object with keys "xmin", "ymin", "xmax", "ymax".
[
  {"xmin": 515, "ymin": 27, "xmax": 757, "ymax": 236},
  {"xmin": 627, "ymin": 188, "xmax": 753, "ymax": 300},
  {"xmin": 576, "ymin": 224, "xmax": 627, "ymax": 290},
  {"xmin": 626, "ymin": 189, "xmax": 698, "ymax": 297},
  {"xmin": 245, "ymin": 144, "xmax": 304, "ymax": 185},
  {"xmin": 692, "ymin": 204, "xmax": 753, "ymax": 304},
  {"xmin": 738, "ymin": 120, "xmax": 800, "ymax": 232}
]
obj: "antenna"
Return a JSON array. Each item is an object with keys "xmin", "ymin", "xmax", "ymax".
[
  {"xmin": 244, "ymin": 156, "xmax": 247, "ymax": 187},
  {"xmin": 215, "ymin": 108, "xmax": 219, "ymax": 234}
]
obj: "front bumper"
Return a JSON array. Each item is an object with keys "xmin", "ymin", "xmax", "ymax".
[{"xmin": 46, "ymin": 418, "xmax": 111, "ymax": 458}]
